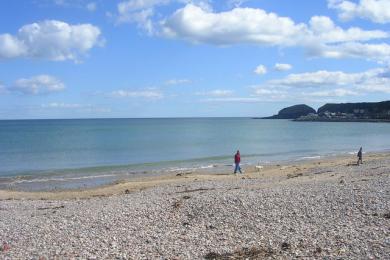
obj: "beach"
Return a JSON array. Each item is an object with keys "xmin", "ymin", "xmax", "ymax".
[{"xmin": 0, "ymin": 152, "xmax": 389, "ymax": 259}]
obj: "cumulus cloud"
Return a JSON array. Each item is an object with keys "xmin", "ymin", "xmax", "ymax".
[
  {"xmin": 305, "ymin": 16, "xmax": 390, "ymax": 63},
  {"xmin": 160, "ymin": 4, "xmax": 390, "ymax": 63},
  {"xmin": 274, "ymin": 63, "xmax": 292, "ymax": 71},
  {"xmin": 9, "ymin": 75, "xmax": 65, "ymax": 95},
  {"xmin": 116, "ymin": 0, "xmax": 212, "ymax": 34},
  {"xmin": 254, "ymin": 65, "xmax": 267, "ymax": 75},
  {"xmin": 113, "ymin": 2, "xmax": 390, "ymax": 63},
  {"xmin": 0, "ymin": 20, "xmax": 102, "ymax": 61},
  {"xmin": 308, "ymin": 16, "xmax": 388, "ymax": 43},
  {"xmin": 161, "ymin": 4, "xmax": 307, "ymax": 46},
  {"xmin": 110, "ymin": 89, "xmax": 164, "ymax": 99},
  {"xmin": 0, "ymin": 34, "xmax": 27, "ymax": 58},
  {"xmin": 161, "ymin": 5, "xmax": 388, "ymax": 45},
  {"xmin": 328, "ymin": 0, "xmax": 390, "ymax": 23}
]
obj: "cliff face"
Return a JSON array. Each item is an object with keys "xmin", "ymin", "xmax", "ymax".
[
  {"xmin": 318, "ymin": 101, "xmax": 390, "ymax": 119},
  {"xmin": 264, "ymin": 104, "xmax": 316, "ymax": 119}
]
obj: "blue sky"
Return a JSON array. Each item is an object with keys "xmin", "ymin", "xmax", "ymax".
[{"xmin": 0, "ymin": 0, "xmax": 389, "ymax": 119}]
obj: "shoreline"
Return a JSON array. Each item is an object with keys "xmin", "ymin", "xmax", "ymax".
[
  {"xmin": 0, "ymin": 151, "xmax": 389, "ymax": 258},
  {"xmin": 1, "ymin": 151, "xmax": 388, "ymax": 200},
  {"xmin": 0, "ymin": 150, "xmax": 357, "ymax": 192}
]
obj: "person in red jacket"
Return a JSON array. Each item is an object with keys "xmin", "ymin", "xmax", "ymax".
[{"xmin": 234, "ymin": 150, "xmax": 242, "ymax": 174}]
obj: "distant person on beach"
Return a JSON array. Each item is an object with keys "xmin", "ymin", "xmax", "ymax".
[
  {"xmin": 357, "ymin": 147, "xmax": 363, "ymax": 165},
  {"xmin": 234, "ymin": 150, "xmax": 242, "ymax": 174}
]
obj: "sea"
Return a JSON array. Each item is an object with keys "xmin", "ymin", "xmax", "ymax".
[{"xmin": 1, "ymin": 118, "xmax": 390, "ymax": 191}]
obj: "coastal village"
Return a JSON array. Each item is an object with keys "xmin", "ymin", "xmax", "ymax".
[
  {"xmin": 296, "ymin": 108, "xmax": 390, "ymax": 121},
  {"xmin": 262, "ymin": 101, "xmax": 390, "ymax": 122}
]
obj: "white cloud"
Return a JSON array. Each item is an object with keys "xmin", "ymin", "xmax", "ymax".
[
  {"xmin": 196, "ymin": 89, "xmax": 234, "ymax": 97},
  {"xmin": 304, "ymin": 88, "xmax": 359, "ymax": 97},
  {"xmin": 165, "ymin": 78, "xmax": 192, "ymax": 85},
  {"xmin": 116, "ymin": 0, "xmax": 212, "ymax": 34},
  {"xmin": 328, "ymin": 0, "xmax": 390, "ymax": 23},
  {"xmin": 274, "ymin": 63, "xmax": 292, "ymax": 71},
  {"xmin": 0, "ymin": 34, "xmax": 27, "ymax": 58},
  {"xmin": 268, "ymin": 70, "xmax": 360, "ymax": 87},
  {"xmin": 0, "ymin": 20, "xmax": 102, "ymax": 61},
  {"xmin": 161, "ymin": 4, "xmax": 307, "ymax": 46},
  {"xmin": 310, "ymin": 42, "xmax": 390, "ymax": 63},
  {"xmin": 10, "ymin": 75, "xmax": 65, "ymax": 95},
  {"xmin": 110, "ymin": 89, "xmax": 164, "ymax": 99},
  {"xmin": 203, "ymin": 67, "xmax": 390, "ymax": 103},
  {"xmin": 113, "ymin": 2, "xmax": 390, "ymax": 63},
  {"xmin": 86, "ymin": 2, "xmax": 97, "ymax": 12},
  {"xmin": 308, "ymin": 16, "xmax": 388, "ymax": 43},
  {"xmin": 266, "ymin": 67, "xmax": 390, "ymax": 93},
  {"xmin": 254, "ymin": 65, "xmax": 267, "ymax": 75},
  {"xmin": 161, "ymin": 5, "xmax": 388, "ymax": 45},
  {"xmin": 160, "ymin": 4, "xmax": 390, "ymax": 63},
  {"xmin": 305, "ymin": 16, "xmax": 390, "ymax": 63}
]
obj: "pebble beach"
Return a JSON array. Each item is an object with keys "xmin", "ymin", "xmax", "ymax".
[{"xmin": 1, "ymin": 153, "xmax": 389, "ymax": 259}]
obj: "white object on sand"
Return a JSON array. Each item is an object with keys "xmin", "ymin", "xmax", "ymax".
[{"xmin": 255, "ymin": 165, "xmax": 263, "ymax": 172}]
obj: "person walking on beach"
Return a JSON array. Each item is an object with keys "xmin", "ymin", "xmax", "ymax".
[
  {"xmin": 357, "ymin": 147, "xmax": 363, "ymax": 165},
  {"xmin": 234, "ymin": 150, "xmax": 242, "ymax": 174}
]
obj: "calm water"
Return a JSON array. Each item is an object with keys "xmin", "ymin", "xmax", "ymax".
[{"xmin": 1, "ymin": 118, "xmax": 390, "ymax": 190}]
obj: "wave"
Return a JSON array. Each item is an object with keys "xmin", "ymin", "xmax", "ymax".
[
  {"xmin": 297, "ymin": 155, "xmax": 322, "ymax": 160},
  {"xmin": 8, "ymin": 173, "xmax": 118, "ymax": 185}
]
